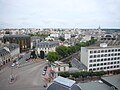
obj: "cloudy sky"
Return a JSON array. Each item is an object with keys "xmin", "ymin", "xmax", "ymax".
[{"xmin": 0, "ymin": 0, "xmax": 120, "ymax": 28}]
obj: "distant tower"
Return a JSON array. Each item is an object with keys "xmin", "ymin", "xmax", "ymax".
[{"xmin": 98, "ymin": 25, "xmax": 102, "ymax": 34}]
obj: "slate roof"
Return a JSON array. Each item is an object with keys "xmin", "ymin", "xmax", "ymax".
[
  {"xmin": 3, "ymin": 35, "xmax": 30, "ymax": 38},
  {"xmin": 47, "ymin": 76, "xmax": 81, "ymax": 90},
  {"xmin": 71, "ymin": 58, "xmax": 87, "ymax": 70},
  {"xmin": 101, "ymin": 75, "xmax": 120, "ymax": 90},
  {"xmin": 5, "ymin": 44, "xmax": 19, "ymax": 51},
  {"xmin": 79, "ymin": 81, "xmax": 113, "ymax": 90},
  {"xmin": 0, "ymin": 48, "xmax": 10, "ymax": 57}
]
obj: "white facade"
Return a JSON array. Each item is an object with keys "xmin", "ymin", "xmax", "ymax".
[
  {"xmin": 36, "ymin": 41, "xmax": 59, "ymax": 54},
  {"xmin": 51, "ymin": 61, "xmax": 69, "ymax": 72},
  {"xmin": 64, "ymin": 34, "xmax": 71, "ymax": 40},
  {"xmin": 81, "ymin": 46, "xmax": 120, "ymax": 71}
]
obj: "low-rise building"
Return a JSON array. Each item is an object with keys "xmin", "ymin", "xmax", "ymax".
[
  {"xmin": 4, "ymin": 43, "xmax": 20, "ymax": 59},
  {"xmin": 36, "ymin": 41, "xmax": 59, "ymax": 55},
  {"xmin": 0, "ymin": 48, "xmax": 11, "ymax": 66},
  {"xmin": 51, "ymin": 61, "xmax": 69, "ymax": 72}
]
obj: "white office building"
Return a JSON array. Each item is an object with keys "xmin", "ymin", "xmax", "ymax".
[{"xmin": 81, "ymin": 43, "xmax": 120, "ymax": 72}]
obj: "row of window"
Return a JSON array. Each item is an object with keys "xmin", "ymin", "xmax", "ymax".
[
  {"xmin": 89, "ymin": 65, "xmax": 120, "ymax": 71},
  {"xmin": 90, "ymin": 53, "xmax": 120, "ymax": 58},
  {"xmin": 89, "ymin": 57, "xmax": 120, "ymax": 62},
  {"xmin": 90, "ymin": 49, "xmax": 120, "ymax": 54},
  {"xmin": 89, "ymin": 61, "xmax": 120, "ymax": 67}
]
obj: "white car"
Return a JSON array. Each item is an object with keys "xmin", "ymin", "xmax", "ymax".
[{"xmin": 11, "ymin": 63, "xmax": 15, "ymax": 67}]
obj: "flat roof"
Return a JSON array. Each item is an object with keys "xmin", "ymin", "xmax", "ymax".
[
  {"xmin": 79, "ymin": 81, "xmax": 113, "ymax": 90},
  {"xmin": 101, "ymin": 75, "xmax": 120, "ymax": 90},
  {"xmin": 84, "ymin": 46, "xmax": 120, "ymax": 49},
  {"xmin": 54, "ymin": 76, "xmax": 76, "ymax": 87}
]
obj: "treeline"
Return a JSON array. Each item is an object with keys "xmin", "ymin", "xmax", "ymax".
[
  {"xmin": 47, "ymin": 37, "xmax": 97, "ymax": 62},
  {"xmin": 58, "ymin": 71, "xmax": 106, "ymax": 79}
]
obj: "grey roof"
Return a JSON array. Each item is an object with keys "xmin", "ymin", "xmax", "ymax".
[
  {"xmin": 3, "ymin": 35, "xmax": 30, "ymax": 38},
  {"xmin": 47, "ymin": 82, "xmax": 81, "ymax": 90},
  {"xmin": 71, "ymin": 58, "xmax": 87, "ymax": 70},
  {"xmin": 5, "ymin": 44, "xmax": 19, "ymax": 51},
  {"xmin": 36, "ymin": 41, "xmax": 59, "ymax": 47},
  {"xmin": 54, "ymin": 76, "xmax": 75, "ymax": 87},
  {"xmin": 0, "ymin": 48, "xmax": 10, "ymax": 56},
  {"xmin": 47, "ymin": 76, "xmax": 81, "ymax": 90},
  {"xmin": 101, "ymin": 75, "xmax": 120, "ymax": 90},
  {"xmin": 79, "ymin": 81, "xmax": 113, "ymax": 90}
]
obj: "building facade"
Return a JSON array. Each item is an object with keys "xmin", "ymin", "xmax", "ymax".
[
  {"xmin": 36, "ymin": 41, "xmax": 59, "ymax": 55},
  {"xmin": 0, "ymin": 48, "xmax": 11, "ymax": 66},
  {"xmin": 3, "ymin": 35, "xmax": 31, "ymax": 52},
  {"xmin": 81, "ymin": 43, "xmax": 120, "ymax": 72}
]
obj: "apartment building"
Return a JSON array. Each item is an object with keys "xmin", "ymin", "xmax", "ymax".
[{"xmin": 81, "ymin": 43, "xmax": 120, "ymax": 72}]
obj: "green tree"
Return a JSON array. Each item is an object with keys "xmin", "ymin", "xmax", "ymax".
[
  {"xmin": 47, "ymin": 52, "xmax": 59, "ymax": 63},
  {"xmin": 59, "ymin": 36, "xmax": 65, "ymax": 41},
  {"xmin": 56, "ymin": 46, "xmax": 68, "ymax": 58}
]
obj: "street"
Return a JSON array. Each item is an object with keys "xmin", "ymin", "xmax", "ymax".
[{"xmin": 0, "ymin": 60, "xmax": 48, "ymax": 90}]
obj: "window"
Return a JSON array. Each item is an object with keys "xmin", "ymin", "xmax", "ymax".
[
  {"xmin": 100, "ymin": 67, "xmax": 103, "ymax": 70},
  {"xmin": 97, "ymin": 59, "xmax": 100, "ymax": 62},
  {"xmin": 98, "ymin": 50, "xmax": 100, "ymax": 53},
  {"xmin": 93, "ymin": 59, "xmax": 96, "ymax": 62},
  {"xmin": 107, "ymin": 67, "xmax": 109, "ymax": 69},
  {"xmin": 94, "ymin": 55, "xmax": 96, "ymax": 58},
  {"xmin": 105, "ymin": 50, "xmax": 107, "ymax": 52},
  {"xmin": 111, "ymin": 58, "xmax": 113, "ymax": 60},
  {"xmin": 89, "ymin": 69, "xmax": 92, "ymax": 71},
  {"xmin": 90, "ymin": 51, "xmax": 93, "ymax": 53},
  {"xmin": 117, "ymin": 65, "xmax": 119, "ymax": 68},
  {"xmin": 97, "ymin": 63, "xmax": 100, "ymax": 66},
  {"xmin": 111, "ymin": 62, "xmax": 113, "ymax": 64},
  {"xmin": 97, "ymin": 68, "xmax": 99, "ymax": 70},
  {"xmin": 118, "ymin": 49, "xmax": 120, "ymax": 51},
  {"xmin": 112, "ymin": 49, "xmax": 114, "ymax": 52},
  {"xmin": 108, "ymin": 50, "xmax": 111, "ymax": 52},
  {"xmin": 93, "ymin": 68, "xmax": 96, "ymax": 71},
  {"xmin": 93, "ymin": 64, "xmax": 96, "ymax": 66},
  {"xmin": 101, "ymin": 50, "xmax": 104, "ymax": 53},
  {"xmin": 110, "ymin": 66, "xmax": 113, "ymax": 68},
  {"xmin": 89, "ymin": 64, "xmax": 92, "ymax": 67},
  {"xmin": 108, "ymin": 58, "xmax": 110, "ymax": 61},
  {"xmin": 97, "ymin": 55, "xmax": 100, "ymax": 57},
  {"xmin": 115, "ymin": 49, "xmax": 117, "ymax": 52},
  {"xmin": 94, "ymin": 51, "xmax": 97, "ymax": 53},
  {"xmin": 117, "ymin": 61, "xmax": 119, "ymax": 64},
  {"xmin": 101, "ymin": 54, "xmax": 104, "ymax": 57},
  {"xmin": 90, "ymin": 55, "xmax": 93, "ymax": 58},
  {"xmin": 90, "ymin": 60, "xmax": 92, "ymax": 62},
  {"xmin": 114, "ymin": 62, "xmax": 116, "ymax": 64},
  {"xmin": 101, "ymin": 59, "xmax": 103, "ymax": 61},
  {"xmin": 108, "ymin": 54, "xmax": 110, "ymax": 56},
  {"xmin": 101, "ymin": 63, "xmax": 103, "ymax": 65},
  {"xmin": 104, "ymin": 63, "xmax": 106, "ymax": 65},
  {"xmin": 104, "ymin": 67, "xmax": 106, "ymax": 69},
  {"xmin": 104, "ymin": 58, "xmax": 107, "ymax": 61}
]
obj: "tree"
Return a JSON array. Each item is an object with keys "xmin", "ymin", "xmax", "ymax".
[
  {"xmin": 47, "ymin": 52, "xmax": 59, "ymax": 63},
  {"xmin": 56, "ymin": 46, "xmax": 68, "ymax": 58},
  {"xmin": 59, "ymin": 36, "xmax": 65, "ymax": 41}
]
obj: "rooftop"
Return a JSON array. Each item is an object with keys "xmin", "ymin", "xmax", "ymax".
[
  {"xmin": 54, "ymin": 76, "xmax": 75, "ymax": 87},
  {"xmin": 101, "ymin": 75, "xmax": 120, "ymax": 90},
  {"xmin": 79, "ymin": 81, "xmax": 113, "ymax": 90}
]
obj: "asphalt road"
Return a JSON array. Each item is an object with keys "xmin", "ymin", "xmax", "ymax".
[{"xmin": 0, "ymin": 60, "xmax": 47, "ymax": 90}]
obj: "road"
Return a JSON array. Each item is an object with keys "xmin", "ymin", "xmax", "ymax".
[{"xmin": 0, "ymin": 60, "xmax": 48, "ymax": 90}]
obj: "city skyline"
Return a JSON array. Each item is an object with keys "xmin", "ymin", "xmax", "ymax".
[{"xmin": 0, "ymin": 0, "xmax": 120, "ymax": 29}]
